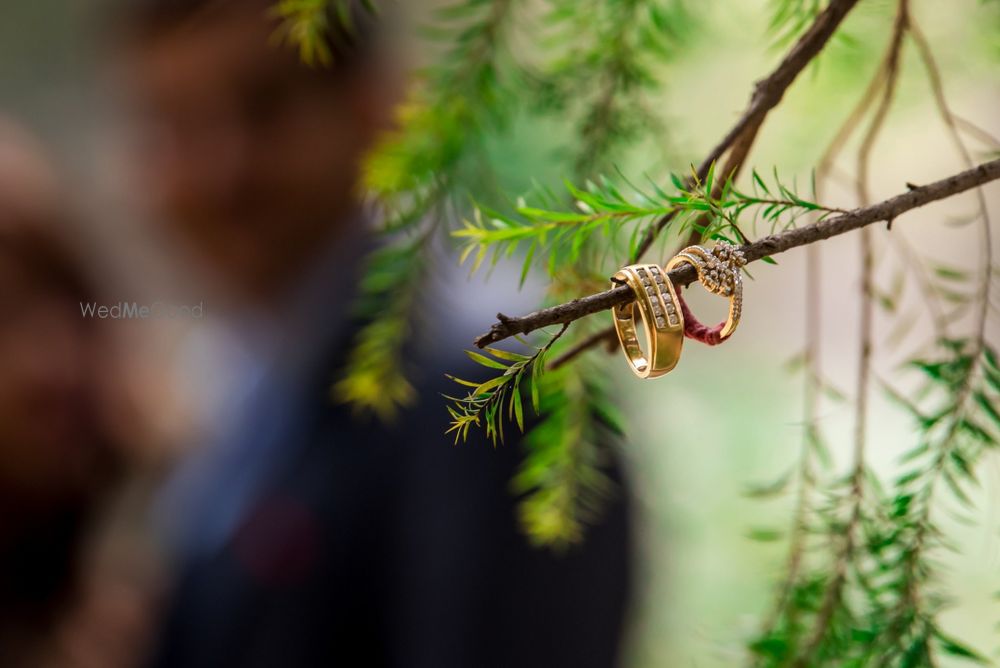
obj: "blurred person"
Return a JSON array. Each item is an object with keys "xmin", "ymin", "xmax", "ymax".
[
  {"xmin": 0, "ymin": 120, "xmax": 143, "ymax": 667},
  {"xmin": 113, "ymin": 1, "xmax": 634, "ymax": 666}
]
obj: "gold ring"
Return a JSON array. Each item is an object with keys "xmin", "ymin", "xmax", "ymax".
[
  {"xmin": 665, "ymin": 242, "xmax": 745, "ymax": 340},
  {"xmin": 611, "ymin": 264, "xmax": 684, "ymax": 379}
]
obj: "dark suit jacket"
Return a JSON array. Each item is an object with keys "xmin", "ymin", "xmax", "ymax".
[{"xmin": 149, "ymin": 310, "xmax": 633, "ymax": 668}]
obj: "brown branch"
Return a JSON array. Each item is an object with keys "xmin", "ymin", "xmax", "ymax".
[
  {"xmin": 475, "ymin": 157, "xmax": 1000, "ymax": 347},
  {"xmin": 910, "ymin": 18, "xmax": 995, "ymax": 349},
  {"xmin": 628, "ymin": 0, "xmax": 862, "ymax": 263}
]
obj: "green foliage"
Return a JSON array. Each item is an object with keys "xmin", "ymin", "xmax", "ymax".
[
  {"xmin": 454, "ymin": 177, "xmax": 674, "ymax": 282},
  {"xmin": 533, "ymin": 0, "xmax": 694, "ymax": 175},
  {"xmin": 271, "ymin": 0, "xmax": 378, "ymax": 66},
  {"xmin": 750, "ymin": 337, "xmax": 1000, "ymax": 667},
  {"xmin": 446, "ymin": 326, "xmax": 566, "ymax": 446},
  {"xmin": 340, "ymin": 0, "xmax": 521, "ymax": 419},
  {"xmin": 333, "ymin": 241, "xmax": 422, "ymax": 419},
  {"xmin": 767, "ymin": 0, "xmax": 825, "ymax": 49},
  {"xmin": 454, "ymin": 167, "xmax": 841, "ymax": 281},
  {"xmin": 366, "ymin": 0, "xmax": 518, "ymax": 230},
  {"xmin": 766, "ymin": 0, "xmax": 867, "ymax": 54},
  {"xmin": 445, "ymin": 323, "xmax": 623, "ymax": 549},
  {"xmin": 445, "ymin": 325, "xmax": 568, "ymax": 445},
  {"xmin": 857, "ymin": 340, "xmax": 998, "ymax": 664},
  {"xmin": 514, "ymin": 354, "xmax": 621, "ymax": 548}
]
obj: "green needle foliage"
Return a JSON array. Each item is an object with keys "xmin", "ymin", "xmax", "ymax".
[
  {"xmin": 271, "ymin": 0, "xmax": 378, "ymax": 66},
  {"xmin": 454, "ymin": 178, "xmax": 673, "ymax": 284},
  {"xmin": 445, "ymin": 325, "xmax": 624, "ymax": 548},
  {"xmin": 865, "ymin": 340, "xmax": 999, "ymax": 665},
  {"xmin": 445, "ymin": 326, "xmax": 567, "ymax": 445},
  {"xmin": 750, "ymin": 339, "xmax": 1000, "ymax": 667},
  {"xmin": 514, "ymin": 353, "xmax": 622, "ymax": 548},
  {"xmin": 366, "ymin": 0, "xmax": 518, "ymax": 230},
  {"xmin": 454, "ymin": 167, "xmax": 840, "ymax": 283},
  {"xmin": 333, "ymin": 240, "xmax": 422, "ymax": 420},
  {"xmin": 339, "ymin": 0, "xmax": 522, "ymax": 418},
  {"xmin": 532, "ymin": 0, "xmax": 692, "ymax": 175}
]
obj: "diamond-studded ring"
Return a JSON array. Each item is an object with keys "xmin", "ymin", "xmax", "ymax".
[
  {"xmin": 665, "ymin": 242, "xmax": 745, "ymax": 342},
  {"xmin": 611, "ymin": 263, "xmax": 685, "ymax": 379}
]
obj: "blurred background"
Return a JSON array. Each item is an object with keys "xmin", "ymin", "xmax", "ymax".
[{"xmin": 0, "ymin": 0, "xmax": 998, "ymax": 666}]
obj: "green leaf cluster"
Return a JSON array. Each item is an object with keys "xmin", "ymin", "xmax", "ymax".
[
  {"xmin": 533, "ymin": 0, "xmax": 694, "ymax": 175},
  {"xmin": 445, "ymin": 328, "xmax": 565, "ymax": 446},
  {"xmin": 454, "ymin": 166, "xmax": 839, "ymax": 282},
  {"xmin": 339, "ymin": 0, "xmax": 521, "ymax": 419}
]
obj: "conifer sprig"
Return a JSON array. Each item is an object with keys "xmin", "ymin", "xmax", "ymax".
[
  {"xmin": 445, "ymin": 323, "xmax": 569, "ymax": 446},
  {"xmin": 454, "ymin": 167, "xmax": 843, "ymax": 284}
]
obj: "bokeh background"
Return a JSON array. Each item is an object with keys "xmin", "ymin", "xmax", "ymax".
[{"xmin": 1, "ymin": 0, "xmax": 998, "ymax": 665}]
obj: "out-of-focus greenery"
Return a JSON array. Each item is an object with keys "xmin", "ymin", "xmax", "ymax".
[{"xmin": 271, "ymin": 0, "xmax": 379, "ymax": 65}]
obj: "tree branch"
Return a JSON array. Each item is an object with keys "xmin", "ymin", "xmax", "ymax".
[
  {"xmin": 475, "ymin": 158, "xmax": 1000, "ymax": 347},
  {"xmin": 630, "ymin": 0, "xmax": 861, "ymax": 263}
]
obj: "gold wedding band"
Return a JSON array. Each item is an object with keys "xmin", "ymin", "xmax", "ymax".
[
  {"xmin": 665, "ymin": 242, "xmax": 746, "ymax": 340},
  {"xmin": 611, "ymin": 264, "xmax": 684, "ymax": 379}
]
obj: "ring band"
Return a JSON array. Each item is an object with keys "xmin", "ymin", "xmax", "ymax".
[
  {"xmin": 664, "ymin": 242, "xmax": 745, "ymax": 341},
  {"xmin": 611, "ymin": 264, "xmax": 684, "ymax": 378}
]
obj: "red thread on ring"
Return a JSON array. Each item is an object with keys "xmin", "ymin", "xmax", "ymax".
[{"xmin": 677, "ymin": 291, "xmax": 730, "ymax": 346}]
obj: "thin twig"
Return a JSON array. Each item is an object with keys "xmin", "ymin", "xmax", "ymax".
[
  {"xmin": 474, "ymin": 157, "xmax": 1000, "ymax": 347},
  {"xmin": 886, "ymin": 234, "xmax": 950, "ymax": 340},
  {"xmin": 909, "ymin": 19, "xmax": 994, "ymax": 354},
  {"xmin": 952, "ymin": 114, "xmax": 1000, "ymax": 150},
  {"xmin": 793, "ymin": 4, "xmax": 909, "ymax": 661}
]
